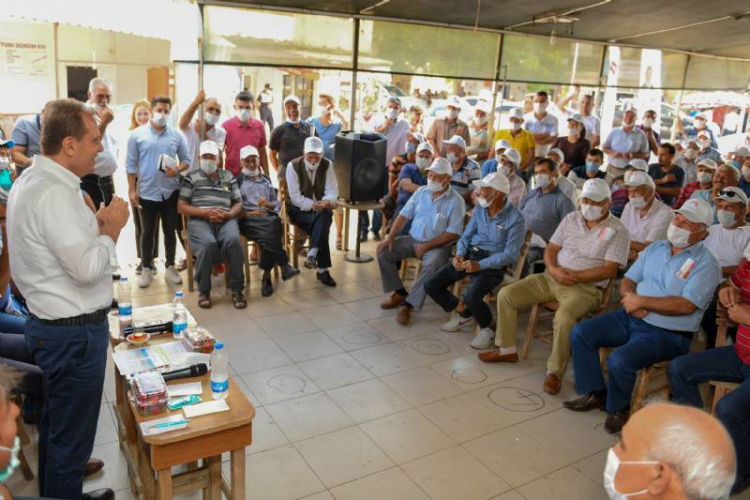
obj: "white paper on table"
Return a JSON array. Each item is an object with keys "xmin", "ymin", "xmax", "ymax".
[
  {"xmin": 183, "ymin": 399, "xmax": 230, "ymax": 418},
  {"xmin": 112, "ymin": 341, "xmax": 191, "ymax": 377},
  {"xmin": 140, "ymin": 413, "xmax": 187, "ymax": 436},
  {"xmin": 167, "ymin": 382, "xmax": 203, "ymax": 398}
]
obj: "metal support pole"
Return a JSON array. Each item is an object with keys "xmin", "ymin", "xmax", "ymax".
[
  {"xmin": 349, "ymin": 18, "xmax": 360, "ymax": 131},
  {"xmin": 671, "ymin": 55, "xmax": 691, "ymax": 143},
  {"xmin": 198, "ymin": 3, "xmax": 206, "ymax": 139}
]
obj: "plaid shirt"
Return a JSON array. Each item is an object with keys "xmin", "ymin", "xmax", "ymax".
[
  {"xmin": 457, "ymin": 202, "xmax": 525, "ymax": 270},
  {"xmin": 674, "ymin": 181, "xmax": 704, "ymax": 209}
]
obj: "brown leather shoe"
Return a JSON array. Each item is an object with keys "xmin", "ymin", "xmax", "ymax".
[
  {"xmin": 478, "ymin": 350, "xmax": 519, "ymax": 363},
  {"xmin": 84, "ymin": 458, "xmax": 104, "ymax": 477},
  {"xmin": 604, "ymin": 410, "xmax": 630, "ymax": 435},
  {"xmin": 543, "ymin": 373, "xmax": 561, "ymax": 395},
  {"xmin": 563, "ymin": 392, "xmax": 606, "ymax": 412},
  {"xmin": 396, "ymin": 304, "xmax": 411, "ymax": 325},
  {"xmin": 381, "ymin": 292, "xmax": 406, "ymax": 310}
]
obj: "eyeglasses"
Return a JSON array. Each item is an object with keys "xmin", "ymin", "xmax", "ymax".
[{"xmin": 720, "ymin": 189, "xmax": 742, "ymax": 199}]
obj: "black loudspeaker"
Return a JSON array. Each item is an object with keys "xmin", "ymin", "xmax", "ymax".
[{"xmin": 334, "ymin": 132, "xmax": 388, "ymax": 202}]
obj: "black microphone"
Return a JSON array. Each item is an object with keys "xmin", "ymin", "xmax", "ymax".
[{"xmin": 162, "ymin": 363, "xmax": 208, "ymax": 382}]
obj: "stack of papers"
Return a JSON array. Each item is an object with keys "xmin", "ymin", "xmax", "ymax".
[{"xmin": 113, "ymin": 341, "xmax": 190, "ymax": 377}]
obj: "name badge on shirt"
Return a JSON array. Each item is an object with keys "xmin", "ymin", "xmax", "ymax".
[
  {"xmin": 598, "ymin": 227, "xmax": 615, "ymax": 242},
  {"xmin": 676, "ymin": 258, "xmax": 696, "ymax": 280},
  {"xmin": 496, "ymin": 224, "xmax": 505, "ymax": 231}
]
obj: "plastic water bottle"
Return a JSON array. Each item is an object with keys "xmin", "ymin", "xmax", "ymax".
[
  {"xmin": 118, "ymin": 277, "xmax": 132, "ymax": 336},
  {"xmin": 172, "ymin": 291, "xmax": 188, "ymax": 339},
  {"xmin": 210, "ymin": 343, "xmax": 229, "ymax": 400}
]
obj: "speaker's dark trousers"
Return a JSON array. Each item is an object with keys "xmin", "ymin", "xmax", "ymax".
[
  {"xmin": 25, "ymin": 316, "xmax": 109, "ymax": 499},
  {"xmin": 140, "ymin": 190, "xmax": 179, "ymax": 269},
  {"xmin": 80, "ymin": 174, "xmax": 114, "ymax": 209},
  {"xmin": 239, "ymin": 214, "xmax": 290, "ymax": 271},
  {"xmin": 288, "ymin": 206, "xmax": 333, "ymax": 268}
]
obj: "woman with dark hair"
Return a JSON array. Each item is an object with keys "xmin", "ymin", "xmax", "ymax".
[{"xmin": 552, "ymin": 113, "xmax": 591, "ymax": 169}]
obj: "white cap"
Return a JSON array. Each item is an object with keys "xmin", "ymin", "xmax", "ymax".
[
  {"xmin": 674, "ymin": 198, "xmax": 714, "ymax": 227},
  {"xmin": 697, "ymin": 158, "xmax": 718, "ymax": 170},
  {"xmin": 716, "ymin": 186, "xmax": 749, "ymax": 205},
  {"xmin": 408, "ymin": 131, "xmax": 425, "ymax": 143},
  {"xmin": 623, "ymin": 171, "xmax": 655, "ymax": 189},
  {"xmin": 694, "ymin": 112, "xmax": 707, "ymax": 120},
  {"xmin": 427, "ymin": 157, "xmax": 452, "ymax": 175},
  {"xmin": 199, "ymin": 140, "xmax": 219, "ymax": 157},
  {"xmin": 697, "ymin": 130, "xmax": 711, "ymax": 140},
  {"xmin": 494, "ymin": 139, "xmax": 511, "ymax": 151},
  {"xmin": 548, "ymin": 148, "xmax": 565, "ymax": 163},
  {"xmin": 387, "ymin": 95, "xmax": 402, "ymax": 106},
  {"xmin": 442, "ymin": 135, "xmax": 467, "ymax": 150},
  {"xmin": 625, "ymin": 159, "xmax": 649, "ymax": 172},
  {"xmin": 732, "ymin": 147, "xmax": 750, "ymax": 157},
  {"xmin": 446, "ymin": 95, "xmax": 462, "ymax": 109},
  {"xmin": 416, "ymin": 142, "xmax": 434, "ymax": 154},
  {"xmin": 240, "ymin": 145, "xmax": 259, "ymax": 159},
  {"xmin": 473, "ymin": 172, "xmax": 510, "ymax": 195},
  {"xmin": 568, "ymin": 113, "xmax": 584, "ymax": 124},
  {"xmin": 475, "ymin": 100, "xmax": 491, "ymax": 114},
  {"xmin": 502, "ymin": 147, "xmax": 521, "ymax": 166},
  {"xmin": 509, "ymin": 107, "xmax": 524, "ymax": 121},
  {"xmin": 579, "ymin": 178, "xmax": 611, "ymax": 202},
  {"xmin": 283, "ymin": 95, "xmax": 301, "ymax": 106},
  {"xmin": 304, "ymin": 136, "xmax": 324, "ymax": 154}
]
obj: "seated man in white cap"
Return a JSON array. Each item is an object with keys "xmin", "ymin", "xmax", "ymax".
[
  {"xmin": 564, "ymin": 198, "xmax": 721, "ymax": 435},
  {"xmin": 269, "ymin": 94, "xmax": 316, "ymax": 180},
  {"xmin": 620, "ymin": 171, "xmax": 673, "ymax": 262},
  {"xmin": 443, "ymin": 134, "xmax": 480, "ymax": 204},
  {"xmin": 178, "ymin": 140, "xmax": 246, "ymax": 309},
  {"xmin": 425, "ymin": 172, "xmax": 525, "ymax": 345},
  {"xmin": 675, "ymin": 158, "xmax": 716, "ymax": 209},
  {"xmin": 237, "ymin": 145, "xmax": 300, "ymax": 297},
  {"xmin": 285, "ymin": 136, "xmax": 338, "ymax": 287},
  {"xmin": 483, "ymin": 179, "xmax": 629, "ymax": 397},
  {"xmin": 377, "ymin": 158, "xmax": 466, "ymax": 326},
  {"xmin": 396, "ymin": 142, "xmax": 433, "ymax": 215},
  {"xmin": 480, "ymin": 139, "xmax": 509, "ymax": 177},
  {"xmin": 544, "ymin": 147, "xmax": 577, "ymax": 204},
  {"xmin": 478, "ymin": 146, "xmax": 527, "ymax": 207}
]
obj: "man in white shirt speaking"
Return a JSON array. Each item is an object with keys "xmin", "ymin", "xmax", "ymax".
[{"xmin": 8, "ymin": 99, "xmax": 128, "ymax": 500}]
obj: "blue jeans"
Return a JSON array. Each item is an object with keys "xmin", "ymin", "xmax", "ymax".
[
  {"xmin": 570, "ymin": 309, "xmax": 692, "ymax": 413},
  {"xmin": 669, "ymin": 346, "xmax": 750, "ymax": 492},
  {"xmin": 26, "ymin": 318, "xmax": 109, "ymax": 499},
  {"xmin": 0, "ymin": 311, "xmax": 27, "ymax": 334}
]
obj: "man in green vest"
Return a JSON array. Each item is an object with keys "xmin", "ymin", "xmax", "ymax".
[{"xmin": 285, "ymin": 137, "xmax": 338, "ymax": 287}]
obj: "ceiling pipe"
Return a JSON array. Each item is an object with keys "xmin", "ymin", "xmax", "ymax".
[
  {"xmin": 359, "ymin": 0, "xmax": 390, "ymax": 15},
  {"xmin": 503, "ymin": 0, "xmax": 612, "ymax": 30},
  {"xmin": 609, "ymin": 10, "xmax": 750, "ymax": 43}
]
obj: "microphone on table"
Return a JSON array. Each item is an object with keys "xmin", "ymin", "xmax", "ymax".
[{"xmin": 162, "ymin": 363, "xmax": 208, "ymax": 382}]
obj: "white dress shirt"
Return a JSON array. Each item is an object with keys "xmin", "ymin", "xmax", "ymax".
[
  {"xmin": 620, "ymin": 198, "xmax": 674, "ymax": 244},
  {"xmin": 8, "ymin": 155, "xmax": 118, "ymax": 319},
  {"xmin": 285, "ymin": 160, "xmax": 339, "ymax": 211},
  {"xmin": 94, "ymin": 114, "xmax": 118, "ymax": 177}
]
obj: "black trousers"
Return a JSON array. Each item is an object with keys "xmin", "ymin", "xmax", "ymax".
[
  {"xmin": 239, "ymin": 213, "xmax": 290, "ymax": 271},
  {"xmin": 139, "ymin": 191, "xmax": 179, "ymax": 268},
  {"xmin": 287, "ymin": 206, "xmax": 333, "ymax": 269},
  {"xmin": 425, "ymin": 252, "xmax": 505, "ymax": 329},
  {"xmin": 133, "ymin": 204, "xmax": 159, "ymax": 264},
  {"xmin": 80, "ymin": 174, "xmax": 114, "ymax": 209}
]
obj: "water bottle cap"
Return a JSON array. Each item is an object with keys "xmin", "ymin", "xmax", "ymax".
[
  {"xmin": 176, "ymin": 291, "xmax": 184, "ymax": 297},
  {"xmin": 120, "ymin": 277, "xmax": 128, "ymax": 282},
  {"xmin": 214, "ymin": 342, "xmax": 224, "ymax": 350}
]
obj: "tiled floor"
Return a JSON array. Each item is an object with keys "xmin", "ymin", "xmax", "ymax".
[{"xmin": 7, "ymin": 238, "xmax": 750, "ymax": 500}]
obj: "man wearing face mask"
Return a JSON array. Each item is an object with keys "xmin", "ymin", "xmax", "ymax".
[
  {"xmin": 377, "ymin": 158, "xmax": 466, "ymax": 326},
  {"xmin": 425, "ymin": 172, "xmax": 525, "ymax": 344},
  {"xmin": 426, "ymin": 95, "xmax": 470, "ymax": 158},
  {"xmin": 478, "ymin": 147, "xmax": 526, "ymax": 207},
  {"xmin": 270, "ymin": 95, "xmax": 316, "ymax": 181},
  {"xmin": 731, "ymin": 147, "xmax": 750, "ymax": 197},
  {"xmin": 466, "ymin": 101, "xmax": 491, "ymax": 161},
  {"xmin": 637, "ymin": 109, "xmax": 661, "ymax": 156},
  {"xmin": 223, "ymin": 91, "xmax": 269, "ymax": 177},
  {"xmin": 678, "ymin": 112, "xmax": 718, "ymax": 149},
  {"xmin": 542, "ymin": 149, "xmax": 577, "ymax": 205},
  {"xmin": 310, "ymin": 93, "xmax": 347, "ymax": 164},
  {"xmin": 675, "ymin": 139, "xmax": 699, "ymax": 184},
  {"xmin": 559, "ymin": 87, "xmax": 601, "ymax": 148},
  {"xmin": 674, "ymin": 158, "xmax": 716, "ymax": 209},
  {"xmin": 396, "ymin": 142, "xmax": 434, "ymax": 222},
  {"xmin": 695, "ymin": 130, "xmax": 723, "ymax": 167},
  {"xmin": 81, "ymin": 78, "xmax": 117, "ymax": 210},
  {"xmin": 524, "ymin": 91, "xmax": 558, "ymax": 160},
  {"xmin": 442, "ymin": 135, "xmax": 480, "ymax": 204},
  {"xmin": 621, "ymin": 172, "xmax": 673, "ymax": 262},
  {"xmin": 564, "ymin": 199, "xmax": 721, "ymax": 434},
  {"xmin": 127, "ymin": 95, "xmax": 190, "ymax": 288},
  {"xmin": 480, "ymin": 139, "xmax": 508, "ymax": 177},
  {"xmin": 568, "ymin": 148, "xmax": 606, "ymax": 189},
  {"xmin": 552, "ymin": 114, "xmax": 590, "ymax": 170},
  {"xmin": 600, "ymin": 402, "xmax": 735, "ymax": 500},
  {"xmin": 647, "ymin": 143, "xmax": 684, "ymax": 206},
  {"xmin": 286, "ymin": 137, "xmax": 338, "ymax": 287},
  {"xmin": 690, "ymin": 163, "xmax": 740, "ymax": 224},
  {"xmin": 602, "ymin": 104, "xmax": 650, "ymax": 184},
  {"xmin": 179, "ymin": 90, "xmax": 226, "ymax": 174},
  {"xmin": 493, "ymin": 108, "xmax": 536, "ymax": 181},
  {"xmin": 0, "ymin": 140, "xmax": 15, "ymax": 192}
]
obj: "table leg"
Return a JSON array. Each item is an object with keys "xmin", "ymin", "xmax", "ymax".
[
  {"xmin": 157, "ymin": 468, "xmax": 172, "ymax": 500},
  {"xmin": 231, "ymin": 448, "xmax": 246, "ymax": 500},
  {"xmin": 343, "ymin": 207, "xmax": 350, "ymax": 252},
  {"xmin": 207, "ymin": 455, "xmax": 222, "ymax": 500},
  {"xmin": 345, "ymin": 208, "xmax": 374, "ymax": 263}
]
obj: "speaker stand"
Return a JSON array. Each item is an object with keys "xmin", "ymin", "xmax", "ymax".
[
  {"xmin": 339, "ymin": 200, "xmax": 384, "ymax": 264},
  {"xmin": 345, "ymin": 208, "xmax": 374, "ymax": 263}
]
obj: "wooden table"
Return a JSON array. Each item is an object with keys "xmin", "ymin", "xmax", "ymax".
[{"xmin": 339, "ymin": 199, "xmax": 385, "ymax": 263}]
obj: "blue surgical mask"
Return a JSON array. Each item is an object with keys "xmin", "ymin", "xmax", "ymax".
[
  {"xmin": 586, "ymin": 161, "xmax": 601, "ymax": 174},
  {"xmin": 406, "ymin": 142, "xmax": 417, "ymax": 155},
  {"xmin": 0, "ymin": 436, "xmax": 20, "ymax": 482},
  {"xmin": 731, "ymin": 159, "xmax": 742, "ymax": 169}
]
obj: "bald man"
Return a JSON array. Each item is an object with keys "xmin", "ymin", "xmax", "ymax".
[{"xmin": 605, "ymin": 403, "xmax": 735, "ymax": 499}]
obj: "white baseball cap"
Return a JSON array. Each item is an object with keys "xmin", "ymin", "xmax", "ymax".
[
  {"xmin": 623, "ymin": 171, "xmax": 655, "ymax": 189},
  {"xmin": 697, "ymin": 158, "xmax": 718, "ymax": 170},
  {"xmin": 240, "ymin": 145, "xmax": 259, "ymax": 159},
  {"xmin": 283, "ymin": 95, "xmax": 301, "ymax": 106},
  {"xmin": 568, "ymin": 113, "xmax": 584, "ymax": 124},
  {"xmin": 697, "ymin": 130, "xmax": 711, "ymax": 140},
  {"xmin": 475, "ymin": 100, "xmax": 491, "ymax": 114},
  {"xmin": 579, "ymin": 178, "xmax": 611, "ymax": 202},
  {"xmin": 508, "ymin": 107, "xmax": 524, "ymax": 121},
  {"xmin": 442, "ymin": 135, "xmax": 467, "ymax": 150},
  {"xmin": 427, "ymin": 157, "xmax": 452, "ymax": 175},
  {"xmin": 494, "ymin": 139, "xmax": 511, "ymax": 151},
  {"xmin": 548, "ymin": 148, "xmax": 565, "ymax": 163},
  {"xmin": 304, "ymin": 136, "xmax": 324, "ymax": 154},
  {"xmin": 416, "ymin": 142, "xmax": 434, "ymax": 154},
  {"xmin": 716, "ymin": 186, "xmax": 749, "ymax": 205},
  {"xmin": 732, "ymin": 147, "xmax": 750, "ymax": 157},
  {"xmin": 408, "ymin": 131, "xmax": 425, "ymax": 143},
  {"xmin": 473, "ymin": 172, "xmax": 510, "ymax": 195},
  {"xmin": 446, "ymin": 95, "xmax": 462, "ymax": 108},
  {"xmin": 674, "ymin": 198, "xmax": 713, "ymax": 227},
  {"xmin": 625, "ymin": 159, "xmax": 649, "ymax": 172},
  {"xmin": 502, "ymin": 148, "xmax": 521, "ymax": 166},
  {"xmin": 199, "ymin": 140, "xmax": 219, "ymax": 157}
]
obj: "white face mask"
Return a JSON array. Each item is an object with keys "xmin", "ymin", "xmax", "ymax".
[
  {"xmin": 684, "ymin": 149, "xmax": 698, "ymax": 160},
  {"xmin": 535, "ymin": 173, "xmax": 551, "ymax": 189},
  {"xmin": 0, "ymin": 157, "xmax": 10, "ymax": 169},
  {"xmin": 305, "ymin": 160, "xmax": 319, "ymax": 171},
  {"xmin": 511, "ymin": 121, "xmax": 522, "ymax": 131},
  {"xmin": 603, "ymin": 448, "xmax": 658, "ymax": 500},
  {"xmin": 415, "ymin": 157, "xmax": 431, "ymax": 170},
  {"xmin": 667, "ymin": 223, "xmax": 694, "ymax": 248},
  {"xmin": 447, "ymin": 152, "xmax": 459, "ymax": 164},
  {"xmin": 629, "ymin": 196, "xmax": 647, "ymax": 210},
  {"xmin": 475, "ymin": 115, "xmax": 487, "ymax": 125},
  {"xmin": 236, "ymin": 108, "xmax": 252, "ymax": 122},
  {"xmin": 317, "ymin": 105, "xmax": 329, "ymax": 117},
  {"xmin": 205, "ymin": 112, "xmax": 220, "ymax": 126},
  {"xmin": 477, "ymin": 194, "xmax": 494, "ymax": 208},
  {"xmin": 152, "ymin": 112, "xmax": 168, "ymax": 127},
  {"xmin": 200, "ymin": 159, "xmax": 217, "ymax": 175},
  {"xmin": 427, "ymin": 179, "xmax": 445, "ymax": 192},
  {"xmin": 697, "ymin": 171, "xmax": 714, "ymax": 185},
  {"xmin": 568, "ymin": 126, "xmax": 579, "ymax": 136},
  {"xmin": 500, "ymin": 164, "xmax": 511, "ymax": 177},
  {"xmin": 581, "ymin": 203, "xmax": 603, "ymax": 221},
  {"xmin": 717, "ymin": 209, "xmax": 738, "ymax": 228},
  {"xmin": 695, "ymin": 119, "xmax": 706, "ymax": 130},
  {"xmin": 742, "ymin": 166, "xmax": 750, "ymax": 181},
  {"xmin": 533, "ymin": 102, "xmax": 547, "ymax": 113},
  {"xmin": 242, "ymin": 166, "xmax": 260, "ymax": 177},
  {"xmin": 447, "ymin": 109, "xmax": 459, "ymax": 120},
  {"xmin": 287, "ymin": 116, "xmax": 301, "ymax": 125},
  {"xmin": 388, "ymin": 108, "xmax": 400, "ymax": 120},
  {"xmin": 642, "ymin": 117, "xmax": 654, "ymax": 128}
]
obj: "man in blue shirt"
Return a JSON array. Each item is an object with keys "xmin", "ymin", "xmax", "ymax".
[
  {"xmin": 564, "ymin": 198, "xmax": 722, "ymax": 435},
  {"xmin": 10, "ymin": 110, "xmax": 43, "ymax": 175},
  {"xmin": 377, "ymin": 158, "xmax": 466, "ymax": 326},
  {"xmin": 396, "ymin": 142, "xmax": 433, "ymax": 211},
  {"xmin": 479, "ymin": 139, "xmax": 510, "ymax": 177},
  {"xmin": 126, "ymin": 95, "xmax": 191, "ymax": 288},
  {"xmin": 425, "ymin": 172, "xmax": 525, "ymax": 342},
  {"xmin": 443, "ymin": 135, "xmax": 480, "ymax": 204}
]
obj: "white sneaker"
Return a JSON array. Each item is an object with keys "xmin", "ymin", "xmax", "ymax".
[
  {"xmin": 470, "ymin": 328, "xmax": 496, "ymax": 349},
  {"xmin": 165, "ymin": 265, "xmax": 183, "ymax": 285},
  {"xmin": 138, "ymin": 268, "xmax": 153, "ymax": 288},
  {"xmin": 441, "ymin": 314, "xmax": 476, "ymax": 332}
]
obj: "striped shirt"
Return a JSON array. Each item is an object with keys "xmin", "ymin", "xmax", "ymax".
[
  {"xmin": 457, "ymin": 202, "xmax": 526, "ymax": 270},
  {"xmin": 180, "ymin": 169, "xmax": 241, "ymax": 211},
  {"xmin": 730, "ymin": 261, "xmax": 750, "ymax": 363},
  {"xmin": 450, "ymin": 157, "xmax": 481, "ymax": 196}
]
